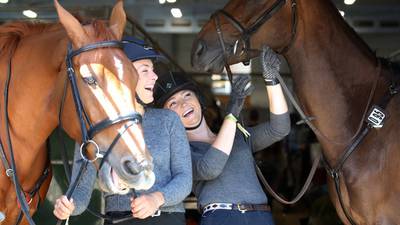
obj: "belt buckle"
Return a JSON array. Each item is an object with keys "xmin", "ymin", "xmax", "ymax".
[
  {"xmin": 151, "ymin": 210, "xmax": 161, "ymax": 217},
  {"xmin": 237, "ymin": 204, "xmax": 247, "ymax": 214}
]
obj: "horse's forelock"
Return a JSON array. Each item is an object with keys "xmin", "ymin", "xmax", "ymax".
[
  {"xmin": 0, "ymin": 22, "xmax": 58, "ymax": 56},
  {"xmin": 90, "ymin": 19, "xmax": 117, "ymax": 41}
]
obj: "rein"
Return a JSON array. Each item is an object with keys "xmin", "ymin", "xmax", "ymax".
[
  {"xmin": 212, "ymin": 1, "xmax": 400, "ymax": 224},
  {"xmin": 213, "ymin": 0, "xmax": 317, "ymax": 206},
  {"xmin": 0, "ymin": 40, "xmax": 142, "ymax": 225},
  {"xmin": 56, "ymin": 40, "xmax": 144, "ymax": 225},
  {"xmin": 0, "ymin": 47, "xmax": 45, "ymax": 225}
]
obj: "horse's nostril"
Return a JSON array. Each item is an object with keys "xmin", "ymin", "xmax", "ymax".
[{"xmin": 123, "ymin": 160, "xmax": 141, "ymax": 176}]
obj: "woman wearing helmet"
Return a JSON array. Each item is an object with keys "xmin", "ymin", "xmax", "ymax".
[
  {"xmin": 153, "ymin": 46, "xmax": 290, "ymax": 225},
  {"xmin": 53, "ymin": 37, "xmax": 192, "ymax": 225}
]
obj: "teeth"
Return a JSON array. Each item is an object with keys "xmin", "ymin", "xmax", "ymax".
[
  {"xmin": 183, "ymin": 109, "xmax": 193, "ymax": 117},
  {"xmin": 144, "ymin": 85, "xmax": 154, "ymax": 91}
]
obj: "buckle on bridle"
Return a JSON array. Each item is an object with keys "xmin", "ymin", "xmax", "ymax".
[
  {"xmin": 5, "ymin": 168, "xmax": 14, "ymax": 177},
  {"xmin": 237, "ymin": 204, "xmax": 248, "ymax": 213},
  {"xmin": 80, "ymin": 140, "xmax": 103, "ymax": 162}
]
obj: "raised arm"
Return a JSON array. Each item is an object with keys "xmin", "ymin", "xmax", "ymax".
[
  {"xmin": 192, "ymin": 75, "xmax": 254, "ymax": 180},
  {"xmin": 249, "ymin": 46, "xmax": 290, "ymax": 152}
]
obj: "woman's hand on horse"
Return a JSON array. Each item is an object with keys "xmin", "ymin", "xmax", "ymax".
[
  {"xmin": 226, "ymin": 74, "xmax": 254, "ymax": 118},
  {"xmin": 130, "ymin": 192, "xmax": 164, "ymax": 219},
  {"xmin": 262, "ymin": 45, "xmax": 281, "ymax": 85},
  {"xmin": 53, "ymin": 195, "xmax": 75, "ymax": 220}
]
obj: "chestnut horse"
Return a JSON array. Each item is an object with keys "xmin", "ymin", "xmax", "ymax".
[
  {"xmin": 192, "ymin": 0, "xmax": 400, "ymax": 224},
  {"xmin": 0, "ymin": 1, "xmax": 155, "ymax": 224}
]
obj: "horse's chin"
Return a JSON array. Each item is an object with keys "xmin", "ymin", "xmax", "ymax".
[{"xmin": 98, "ymin": 162, "xmax": 155, "ymax": 194}]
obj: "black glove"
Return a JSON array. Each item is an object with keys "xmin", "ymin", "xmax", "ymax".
[
  {"xmin": 226, "ymin": 74, "xmax": 254, "ymax": 118},
  {"xmin": 261, "ymin": 46, "xmax": 281, "ymax": 86}
]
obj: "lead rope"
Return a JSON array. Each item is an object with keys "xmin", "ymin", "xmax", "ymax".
[{"xmin": 214, "ymin": 7, "xmax": 319, "ymax": 206}]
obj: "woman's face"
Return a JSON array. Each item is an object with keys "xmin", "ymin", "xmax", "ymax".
[
  {"xmin": 164, "ymin": 90, "xmax": 202, "ymax": 128},
  {"xmin": 132, "ymin": 59, "xmax": 158, "ymax": 104}
]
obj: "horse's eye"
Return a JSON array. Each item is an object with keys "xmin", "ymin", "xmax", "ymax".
[{"xmin": 82, "ymin": 76, "xmax": 98, "ymax": 87}]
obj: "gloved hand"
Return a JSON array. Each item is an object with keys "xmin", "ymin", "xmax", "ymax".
[
  {"xmin": 226, "ymin": 74, "xmax": 254, "ymax": 118},
  {"xmin": 261, "ymin": 46, "xmax": 281, "ymax": 86}
]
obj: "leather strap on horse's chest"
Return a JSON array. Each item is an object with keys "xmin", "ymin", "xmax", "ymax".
[
  {"xmin": 324, "ymin": 70, "xmax": 399, "ymax": 225},
  {"xmin": 0, "ymin": 140, "xmax": 12, "ymax": 177}
]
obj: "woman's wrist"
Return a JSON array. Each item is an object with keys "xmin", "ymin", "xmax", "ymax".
[
  {"xmin": 224, "ymin": 114, "xmax": 250, "ymax": 138},
  {"xmin": 151, "ymin": 192, "xmax": 165, "ymax": 208},
  {"xmin": 225, "ymin": 113, "xmax": 238, "ymax": 123},
  {"xmin": 264, "ymin": 78, "xmax": 280, "ymax": 86}
]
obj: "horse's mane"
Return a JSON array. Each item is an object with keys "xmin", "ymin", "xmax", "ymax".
[
  {"xmin": 0, "ymin": 19, "xmax": 116, "ymax": 58},
  {"xmin": 0, "ymin": 21, "xmax": 60, "ymax": 57}
]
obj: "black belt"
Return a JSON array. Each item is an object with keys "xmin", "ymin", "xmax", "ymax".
[{"xmin": 202, "ymin": 203, "xmax": 271, "ymax": 214}]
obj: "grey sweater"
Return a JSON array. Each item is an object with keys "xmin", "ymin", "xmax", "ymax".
[
  {"xmin": 190, "ymin": 112, "xmax": 290, "ymax": 208},
  {"xmin": 69, "ymin": 108, "xmax": 192, "ymax": 215}
]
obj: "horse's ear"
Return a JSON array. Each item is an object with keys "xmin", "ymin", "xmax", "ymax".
[
  {"xmin": 109, "ymin": 0, "xmax": 126, "ymax": 40},
  {"xmin": 54, "ymin": 0, "xmax": 88, "ymax": 47}
]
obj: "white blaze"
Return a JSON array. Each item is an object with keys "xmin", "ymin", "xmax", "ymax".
[
  {"xmin": 0, "ymin": 211, "xmax": 5, "ymax": 222},
  {"xmin": 79, "ymin": 63, "xmax": 145, "ymax": 158}
]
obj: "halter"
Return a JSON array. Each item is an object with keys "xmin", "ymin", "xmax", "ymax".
[
  {"xmin": 65, "ymin": 40, "xmax": 143, "ymax": 166},
  {"xmin": 0, "ymin": 39, "xmax": 145, "ymax": 225},
  {"xmin": 211, "ymin": 2, "xmax": 400, "ymax": 225},
  {"xmin": 54, "ymin": 40, "xmax": 147, "ymax": 225},
  {"xmin": 212, "ymin": 0, "xmax": 297, "ymax": 69}
]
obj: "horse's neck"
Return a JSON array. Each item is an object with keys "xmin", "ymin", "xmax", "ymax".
[
  {"xmin": 2, "ymin": 28, "xmax": 68, "ymax": 174},
  {"xmin": 285, "ymin": 0, "xmax": 378, "ymax": 162}
]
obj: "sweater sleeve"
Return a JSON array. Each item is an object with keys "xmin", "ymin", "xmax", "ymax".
[
  {"xmin": 191, "ymin": 146, "xmax": 229, "ymax": 181},
  {"xmin": 158, "ymin": 114, "xmax": 192, "ymax": 207},
  {"xmin": 248, "ymin": 112, "xmax": 290, "ymax": 152},
  {"xmin": 68, "ymin": 143, "xmax": 97, "ymax": 216}
]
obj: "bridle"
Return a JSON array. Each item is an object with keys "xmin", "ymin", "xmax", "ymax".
[
  {"xmin": 63, "ymin": 40, "xmax": 143, "ymax": 168},
  {"xmin": 0, "ymin": 40, "xmax": 143, "ymax": 225},
  {"xmin": 55, "ymin": 41, "xmax": 145, "ymax": 225},
  {"xmin": 212, "ymin": 0, "xmax": 297, "ymax": 75},
  {"xmin": 211, "ymin": 1, "xmax": 400, "ymax": 225}
]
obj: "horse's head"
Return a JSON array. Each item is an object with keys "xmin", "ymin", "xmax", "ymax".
[
  {"xmin": 54, "ymin": 0, "xmax": 155, "ymax": 194},
  {"xmin": 191, "ymin": 0, "xmax": 296, "ymax": 73}
]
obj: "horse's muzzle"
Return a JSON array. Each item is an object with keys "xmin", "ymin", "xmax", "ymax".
[{"xmin": 98, "ymin": 158, "xmax": 155, "ymax": 194}]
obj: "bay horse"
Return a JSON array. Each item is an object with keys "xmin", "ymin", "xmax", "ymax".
[
  {"xmin": 0, "ymin": 1, "xmax": 155, "ymax": 224},
  {"xmin": 191, "ymin": 0, "xmax": 400, "ymax": 224}
]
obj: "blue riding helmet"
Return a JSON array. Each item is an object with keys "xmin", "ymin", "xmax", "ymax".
[{"xmin": 122, "ymin": 36, "xmax": 166, "ymax": 62}]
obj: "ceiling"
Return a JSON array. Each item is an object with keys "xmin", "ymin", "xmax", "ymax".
[{"xmin": 1, "ymin": 0, "xmax": 400, "ymax": 34}]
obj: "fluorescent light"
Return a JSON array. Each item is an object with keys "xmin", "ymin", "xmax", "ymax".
[
  {"xmin": 170, "ymin": 8, "xmax": 182, "ymax": 18},
  {"xmin": 167, "ymin": 0, "xmax": 176, "ymax": 2},
  {"xmin": 159, "ymin": 0, "xmax": 166, "ymax": 4},
  {"xmin": 23, "ymin": 10, "xmax": 38, "ymax": 18},
  {"xmin": 344, "ymin": 0, "xmax": 356, "ymax": 5},
  {"xmin": 339, "ymin": 10, "xmax": 345, "ymax": 17},
  {"xmin": 211, "ymin": 74, "xmax": 222, "ymax": 80},
  {"xmin": 0, "ymin": 0, "xmax": 9, "ymax": 4}
]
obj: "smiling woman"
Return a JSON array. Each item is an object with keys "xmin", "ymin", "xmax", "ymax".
[
  {"xmin": 191, "ymin": 0, "xmax": 400, "ymax": 224},
  {"xmin": 0, "ymin": 1, "xmax": 155, "ymax": 225},
  {"xmin": 53, "ymin": 37, "xmax": 192, "ymax": 225}
]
